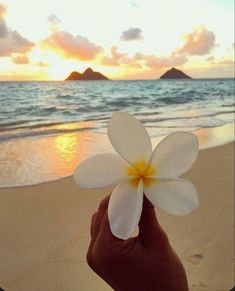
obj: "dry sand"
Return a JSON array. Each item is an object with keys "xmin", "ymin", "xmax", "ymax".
[{"xmin": 0, "ymin": 142, "xmax": 234, "ymax": 291}]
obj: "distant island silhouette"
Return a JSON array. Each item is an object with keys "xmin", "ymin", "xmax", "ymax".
[
  {"xmin": 160, "ymin": 68, "xmax": 191, "ymax": 79},
  {"xmin": 65, "ymin": 68, "xmax": 109, "ymax": 81}
]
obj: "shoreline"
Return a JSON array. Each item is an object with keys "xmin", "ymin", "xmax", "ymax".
[
  {"xmin": 0, "ymin": 122, "xmax": 234, "ymax": 189},
  {"xmin": 0, "ymin": 139, "xmax": 234, "ymax": 191},
  {"xmin": 0, "ymin": 141, "xmax": 234, "ymax": 291}
]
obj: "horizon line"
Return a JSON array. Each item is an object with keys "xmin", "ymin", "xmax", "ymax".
[{"xmin": 0, "ymin": 76, "xmax": 234, "ymax": 82}]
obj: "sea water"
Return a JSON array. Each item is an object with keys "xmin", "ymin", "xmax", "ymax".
[{"xmin": 0, "ymin": 79, "xmax": 234, "ymax": 186}]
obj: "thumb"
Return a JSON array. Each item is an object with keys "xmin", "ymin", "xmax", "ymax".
[{"xmin": 138, "ymin": 195, "xmax": 169, "ymax": 249}]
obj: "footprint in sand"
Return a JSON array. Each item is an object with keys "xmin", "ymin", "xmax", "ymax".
[
  {"xmin": 191, "ymin": 282, "xmax": 208, "ymax": 289},
  {"xmin": 186, "ymin": 254, "xmax": 204, "ymax": 265}
]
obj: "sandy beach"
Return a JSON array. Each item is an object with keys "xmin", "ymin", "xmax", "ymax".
[{"xmin": 0, "ymin": 141, "xmax": 234, "ymax": 291}]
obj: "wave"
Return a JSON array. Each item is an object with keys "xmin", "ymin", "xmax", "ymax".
[
  {"xmin": 0, "ymin": 79, "xmax": 234, "ymax": 145},
  {"xmin": 222, "ymin": 103, "xmax": 235, "ymax": 107},
  {"xmin": 0, "ymin": 120, "xmax": 69, "ymax": 131},
  {"xmin": 0, "ymin": 115, "xmax": 110, "ymax": 132},
  {"xmin": 157, "ymin": 96, "xmax": 199, "ymax": 104},
  {"xmin": 39, "ymin": 106, "xmax": 60, "ymax": 114},
  {"xmin": 0, "ymin": 110, "xmax": 233, "ymax": 143},
  {"xmin": 140, "ymin": 110, "xmax": 235, "ymax": 123},
  {"xmin": 56, "ymin": 94, "xmax": 73, "ymax": 99},
  {"xmin": 0, "ymin": 120, "xmax": 29, "ymax": 128},
  {"xmin": 146, "ymin": 120, "xmax": 226, "ymax": 129},
  {"xmin": 0, "ymin": 126, "xmax": 96, "ymax": 142}
]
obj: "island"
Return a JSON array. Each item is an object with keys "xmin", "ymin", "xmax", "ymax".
[
  {"xmin": 159, "ymin": 67, "xmax": 191, "ymax": 79},
  {"xmin": 65, "ymin": 68, "xmax": 109, "ymax": 81}
]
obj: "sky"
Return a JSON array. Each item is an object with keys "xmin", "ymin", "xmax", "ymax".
[{"xmin": 0, "ymin": 0, "xmax": 234, "ymax": 80}]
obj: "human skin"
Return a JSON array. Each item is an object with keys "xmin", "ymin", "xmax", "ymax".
[{"xmin": 87, "ymin": 195, "xmax": 189, "ymax": 291}]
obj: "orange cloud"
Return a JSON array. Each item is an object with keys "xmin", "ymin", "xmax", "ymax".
[
  {"xmin": 102, "ymin": 46, "xmax": 187, "ymax": 72},
  {"xmin": 11, "ymin": 54, "xmax": 30, "ymax": 64},
  {"xmin": 137, "ymin": 52, "xmax": 187, "ymax": 69},
  {"xmin": 42, "ymin": 31, "xmax": 103, "ymax": 61},
  {"xmin": 102, "ymin": 46, "xmax": 141, "ymax": 68},
  {"xmin": 178, "ymin": 25, "xmax": 215, "ymax": 56},
  {"xmin": 103, "ymin": 46, "xmax": 127, "ymax": 65},
  {"xmin": 0, "ymin": 3, "xmax": 6, "ymax": 17}
]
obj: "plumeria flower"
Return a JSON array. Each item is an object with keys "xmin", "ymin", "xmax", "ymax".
[{"xmin": 74, "ymin": 112, "xmax": 199, "ymax": 240}]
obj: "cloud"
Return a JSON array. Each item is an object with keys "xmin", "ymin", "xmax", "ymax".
[
  {"xmin": 187, "ymin": 60, "xmax": 234, "ymax": 78},
  {"xmin": 102, "ymin": 46, "xmax": 128, "ymax": 66},
  {"xmin": 11, "ymin": 54, "xmax": 30, "ymax": 64},
  {"xmin": 0, "ymin": 3, "xmax": 6, "ymax": 17},
  {"xmin": 36, "ymin": 61, "xmax": 49, "ymax": 67},
  {"xmin": 102, "ymin": 46, "xmax": 142, "ymax": 68},
  {"xmin": 0, "ymin": 17, "xmax": 7, "ymax": 37},
  {"xmin": 0, "ymin": 4, "xmax": 8, "ymax": 38},
  {"xmin": 41, "ymin": 16, "xmax": 103, "ymax": 61},
  {"xmin": 206, "ymin": 56, "xmax": 215, "ymax": 62},
  {"xmin": 211, "ymin": 57, "xmax": 234, "ymax": 67},
  {"xmin": 48, "ymin": 14, "xmax": 61, "ymax": 32},
  {"xmin": 178, "ymin": 25, "xmax": 215, "ymax": 56},
  {"xmin": 138, "ymin": 52, "xmax": 187, "ymax": 69},
  {"xmin": 42, "ymin": 30, "xmax": 103, "ymax": 61},
  {"xmin": 129, "ymin": 1, "xmax": 140, "ymax": 8},
  {"xmin": 0, "ymin": 4, "xmax": 34, "ymax": 58},
  {"xmin": 121, "ymin": 27, "xmax": 143, "ymax": 41},
  {"xmin": 0, "ymin": 30, "xmax": 34, "ymax": 57},
  {"xmin": 103, "ymin": 49, "xmax": 186, "ymax": 69},
  {"xmin": 219, "ymin": 59, "xmax": 234, "ymax": 66},
  {"xmin": 101, "ymin": 46, "xmax": 188, "ymax": 78}
]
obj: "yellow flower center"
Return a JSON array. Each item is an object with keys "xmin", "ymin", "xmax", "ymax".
[{"xmin": 127, "ymin": 160, "xmax": 156, "ymax": 187}]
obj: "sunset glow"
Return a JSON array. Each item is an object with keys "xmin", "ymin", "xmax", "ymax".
[{"xmin": 0, "ymin": 0, "xmax": 234, "ymax": 80}]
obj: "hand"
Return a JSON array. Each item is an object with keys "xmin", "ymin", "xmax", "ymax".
[{"xmin": 87, "ymin": 195, "xmax": 189, "ymax": 291}]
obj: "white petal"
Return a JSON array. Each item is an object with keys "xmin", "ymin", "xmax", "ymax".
[
  {"xmin": 150, "ymin": 132, "xmax": 199, "ymax": 178},
  {"xmin": 73, "ymin": 153, "xmax": 128, "ymax": 188},
  {"xmin": 108, "ymin": 112, "xmax": 152, "ymax": 165},
  {"xmin": 108, "ymin": 179, "xmax": 143, "ymax": 240},
  {"xmin": 144, "ymin": 178, "xmax": 198, "ymax": 215}
]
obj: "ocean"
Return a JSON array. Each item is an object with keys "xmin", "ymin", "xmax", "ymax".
[{"xmin": 0, "ymin": 78, "xmax": 234, "ymax": 187}]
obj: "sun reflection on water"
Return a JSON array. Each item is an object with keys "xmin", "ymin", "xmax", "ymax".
[
  {"xmin": 52, "ymin": 122, "xmax": 93, "ymax": 175},
  {"xmin": 55, "ymin": 134, "xmax": 77, "ymax": 164}
]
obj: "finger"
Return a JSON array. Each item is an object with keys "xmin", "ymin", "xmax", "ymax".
[
  {"xmin": 90, "ymin": 212, "xmax": 97, "ymax": 239},
  {"xmin": 138, "ymin": 195, "xmax": 169, "ymax": 249},
  {"xmin": 91, "ymin": 195, "xmax": 111, "ymax": 242},
  {"xmin": 87, "ymin": 195, "xmax": 111, "ymax": 268},
  {"xmin": 96, "ymin": 210, "xmax": 126, "ymax": 250},
  {"xmin": 87, "ymin": 195, "xmax": 124, "ymax": 272}
]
